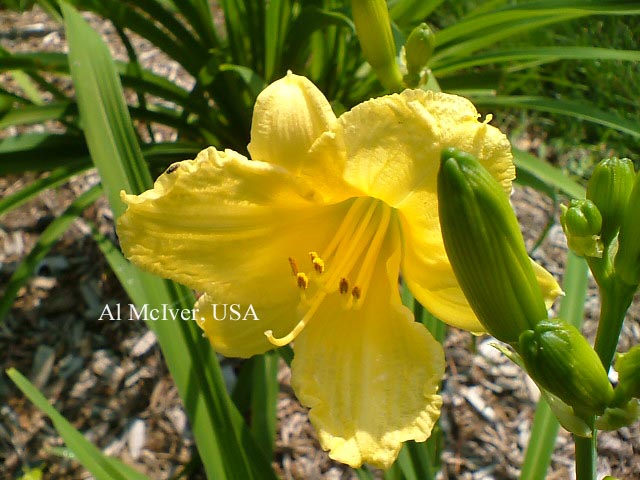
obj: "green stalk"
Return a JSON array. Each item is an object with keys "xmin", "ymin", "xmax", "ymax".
[
  {"xmin": 521, "ymin": 400, "xmax": 559, "ymax": 480},
  {"xmin": 574, "ymin": 432, "xmax": 596, "ymax": 480},
  {"xmin": 575, "ymin": 262, "xmax": 636, "ymax": 480},
  {"xmin": 594, "ymin": 280, "xmax": 637, "ymax": 369},
  {"xmin": 522, "ymin": 252, "xmax": 589, "ymax": 479},
  {"xmin": 573, "ymin": 238, "xmax": 635, "ymax": 480}
]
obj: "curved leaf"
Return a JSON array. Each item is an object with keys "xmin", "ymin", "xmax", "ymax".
[
  {"xmin": 472, "ymin": 95, "xmax": 640, "ymax": 139},
  {"xmin": 60, "ymin": 3, "xmax": 277, "ymax": 478},
  {"xmin": 0, "ymin": 185, "xmax": 102, "ymax": 323},
  {"xmin": 433, "ymin": 47, "xmax": 640, "ymax": 76},
  {"xmin": 7, "ymin": 368, "xmax": 150, "ymax": 480}
]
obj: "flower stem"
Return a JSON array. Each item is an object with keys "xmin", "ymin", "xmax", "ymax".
[
  {"xmin": 587, "ymin": 242, "xmax": 637, "ymax": 369},
  {"xmin": 594, "ymin": 280, "xmax": 637, "ymax": 369},
  {"xmin": 574, "ymin": 430, "xmax": 597, "ymax": 480},
  {"xmin": 574, "ymin": 242, "xmax": 636, "ymax": 480}
]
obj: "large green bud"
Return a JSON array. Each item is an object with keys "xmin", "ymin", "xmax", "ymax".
[
  {"xmin": 438, "ymin": 147, "xmax": 548, "ymax": 344},
  {"xmin": 586, "ymin": 157, "xmax": 635, "ymax": 244},
  {"xmin": 560, "ymin": 199, "xmax": 603, "ymax": 258},
  {"xmin": 519, "ymin": 319, "xmax": 614, "ymax": 417},
  {"xmin": 351, "ymin": 0, "xmax": 403, "ymax": 92},
  {"xmin": 614, "ymin": 170, "xmax": 640, "ymax": 286},
  {"xmin": 403, "ymin": 23, "xmax": 435, "ymax": 88}
]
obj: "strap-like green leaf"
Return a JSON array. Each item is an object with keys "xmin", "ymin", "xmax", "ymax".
[
  {"xmin": 0, "ymin": 103, "xmax": 74, "ymax": 129},
  {"xmin": 7, "ymin": 368, "xmax": 150, "ymax": 480},
  {"xmin": 0, "ymin": 185, "xmax": 102, "ymax": 323},
  {"xmin": 513, "ymin": 148, "xmax": 586, "ymax": 200},
  {"xmin": 264, "ymin": 0, "xmax": 291, "ymax": 81},
  {"xmin": 60, "ymin": 3, "xmax": 277, "ymax": 478},
  {"xmin": 433, "ymin": 47, "xmax": 640, "ymax": 76},
  {"xmin": 473, "ymin": 96, "xmax": 640, "ymax": 139},
  {"xmin": 436, "ymin": 1, "xmax": 640, "ymax": 48},
  {"xmin": 0, "ymin": 133, "xmax": 88, "ymax": 174},
  {"xmin": 0, "ymin": 161, "xmax": 89, "ymax": 216},
  {"xmin": 62, "ymin": 1, "xmax": 151, "ymax": 213},
  {"xmin": 250, "ymin": 351, "xmax": 279, "ymax": 460},
  {"xmin": 389, "ymin": 0, "xmax": 444, "ymax": 26}
]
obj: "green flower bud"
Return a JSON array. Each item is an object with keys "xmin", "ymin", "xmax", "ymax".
[
  {"xmin": 595, "ymin": 399, "xmax": 640, "ymax": 431},
  {"xmin": 519, "ymin": 319, "xmax": 614, "ymax": 417},
  {"xmin": 586, "ymin": 157, "xmax": 635, "ymax": 244},
  {"xmin": 614, "ymin": 171, "xmax": 640, "ymax": 286},
  {"xmin": 438, "ymin": 147, "xmax": 548, "ymax": 344},
  {"xmin": 560, "ymin": 199, "xmax": 603, "ymax": 258},
  {"xmin": 351, "ymin": 0, "xmax": 403, "ymax": 92},
  {"xmin": 403, "ymin": 23, "xmax": 435, "ymax": 87},
  {"xmin": 613, "ymin": 344, "xmax": 640, "ymax": 403}
]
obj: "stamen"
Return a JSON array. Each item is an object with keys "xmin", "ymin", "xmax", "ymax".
[
  {"xmin": 296, "ymin": 272, "xmax": 309, "ymax": 289},
  {"xmin": 312, "ymin": 257, "xmax": 325, "ymax": 274},
  {"xmin": 265, "ymin": 292, "xmax": 326, "ymax": 346},
  {"xmin": 321, "ymin": 197, "xmax": 369, "ymax": 262},
  {"xmin": 323, "ymin": 200, "xmax": 380, "ymax": 287},
  {"xmin": 288, "ymin": 257, "xmax": 299, "ymax": 275},
  {"xmin": 339, "ymin": 278, "xmax": 349, "ymax": 294},
  {"xmin": 351, "ymin": 204, "xmax": 392, "ymax": 303}
]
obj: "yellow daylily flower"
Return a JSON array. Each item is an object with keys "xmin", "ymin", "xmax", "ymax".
[{"xmin": 117, "ymin": 72, "xmax": 561, "ymax": 469}]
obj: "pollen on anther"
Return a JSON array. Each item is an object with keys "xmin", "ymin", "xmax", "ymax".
[
  {"xmin": 288, "ymin": 257, "xmax": 299, "ymax": 275},
  {"xmin": 312, "ymin": 257, "xmax": 325, "ymax": 274},
  {"xmin": 351, "ymin": 286, "xmax": 361, "ymax": 300},
  {"xmin": 339, "ymin": 278, "xmax": 349, "ymax": 294},
  {"xmin": 296, "ymin": 272, "xmax": 309, "ymax": 290}
]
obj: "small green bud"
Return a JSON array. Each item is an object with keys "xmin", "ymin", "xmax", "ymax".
[
  {"xmin": 613, "ymin": 344, "xmax": 640, "ymax": 403},
  {"xmin": 595, "ymin": 399, "xmax": 640, "ymax": 431},
  {"xmin": 438, "ymin": 147, "xmax": 548, "ymax": 344},
  {"xmin": 586, "ymin": 157, "xmax": 635, "ymax": 244},
  {"xmin": 519, "ymin": 319, "xmax": 614, "ymax": 417},
  {"xmin": 614, "ymin": 171, "xmax": 640, "ymax": 286},
  {"xmin": 351, "ymin": 0, "xmax": 403, "ymax": 91},
  {"xmin": 560, "ymin": 199, "xmax": 603, "ymax": 257},
  {"xmin": 404, "ymin": 23, "xmax": 435, "ymax": 85}
]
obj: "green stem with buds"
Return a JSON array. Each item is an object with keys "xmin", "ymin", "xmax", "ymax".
[
  {"xmin": 588, "ymin": 242, "xmax": 637, "ymax": 369},
  {"xmin": 574, "ymin": 238, "xmax": 636, "ymax": 479}
]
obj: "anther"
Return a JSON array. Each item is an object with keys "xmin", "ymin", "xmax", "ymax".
[
  {"xmin": 339, "ymin": 278, "xmax": 349, "ymax": 294},
  {"xmin": 296, "ymin": 272, "xmax": 309, "ymax": 289},
  {"xmin": 312, "ymin": 257, "xmax": 325, "ymax": 274},
  {"xmin": 288, "ymin": 257, "xmax": 299, "ymax": 275},
  {"xmin": 351, "ymin": 286, "xmax": 361, "ymax": 300}
]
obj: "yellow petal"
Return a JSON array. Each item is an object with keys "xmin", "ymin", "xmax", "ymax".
[
  {"xmin": 338, "ymin": 89, "xmax": 515, "ymax": 206},
  {"xmin": 248, "ymin": 72, "xmax": 337, "ymax": 171},
  {"xmin": 322, "ymin": 89, "xmax": 516, "ymax": 331},
  {"xmin": 117, "ymin": 148, "xmax": 354, "ymax": 357},
  {"xmin": 531, "ymin": 259, "xmax": 565, "ymax": 309},
  {"xmin": 291, "ymin": 224, "xmax": 444, "ymax": 469}
]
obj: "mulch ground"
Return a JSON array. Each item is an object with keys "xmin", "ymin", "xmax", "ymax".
[{"xmin": 1, "ymin": 5, "xmax": 639, "ymax": 479}]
